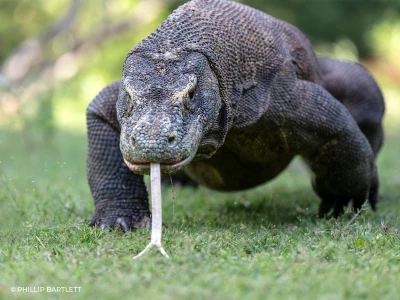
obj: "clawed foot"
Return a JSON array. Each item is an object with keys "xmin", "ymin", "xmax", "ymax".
[
  {"xmin": 317, "ymin": 196, "xmax": 375, "ymax": 219},
  {"xmin": 313, "ymin": 177, "xmax": 379, "ymax": 219},
  {"xmin": 90, "ymin": 213, "xmax": 151, "ymax": 232},
  {"xmin": 317, "ymin": 197, "xmax": 350, "ymax": 218}
]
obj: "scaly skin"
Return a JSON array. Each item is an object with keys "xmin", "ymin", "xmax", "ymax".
[
  {"xmin": 87, "ymin": 0, "xmax": 384, "ymax": 229},
  {"xmin": 87, "ymin": 82, "xmax": 151, "ymax": 230}
]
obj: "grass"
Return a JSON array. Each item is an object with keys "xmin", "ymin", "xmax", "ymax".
[{"xmin": 0, "ymin": 126, "xmax": 399, "ymax": 300}]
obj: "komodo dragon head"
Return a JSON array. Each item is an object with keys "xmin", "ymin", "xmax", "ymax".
[{"xmin": 117, "ymin": 51, "xmax": 222, "ymax": 175}]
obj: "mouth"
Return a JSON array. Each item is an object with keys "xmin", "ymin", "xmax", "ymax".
[{"xmin": 123, "ymin": 151, "xmax": 196, "ymax": 175}]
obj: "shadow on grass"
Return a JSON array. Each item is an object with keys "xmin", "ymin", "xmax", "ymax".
[{"xmin": 167, "ymin": 183, "xmax": 321, "ymax": 233}]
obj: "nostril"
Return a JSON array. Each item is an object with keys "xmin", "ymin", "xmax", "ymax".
[
  {"xmin": 168, "ymin": 131, "xmax": 177, "ymax": 145},
  {"xmin": 130, "ymin": 134, "xmax": 136, "ymax": 146}
]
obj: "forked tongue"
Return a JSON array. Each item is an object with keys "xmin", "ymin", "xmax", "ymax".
[{"xmin": 133, "ymin": 163, "xmax": 169, "ymax": 259}]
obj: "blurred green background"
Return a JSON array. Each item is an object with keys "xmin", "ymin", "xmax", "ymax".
[{"xmin": 0, "ymin": 0, "xmax": 399, "ymax": 135}]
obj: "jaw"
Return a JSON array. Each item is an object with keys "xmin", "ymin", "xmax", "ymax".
[
  {"xmin": 120, "ymin": 115, "xmax": 206, "ymax": 175},
  {"xmin": 123, "ymin": 151, "xmax": 197, "ymax": 175}
]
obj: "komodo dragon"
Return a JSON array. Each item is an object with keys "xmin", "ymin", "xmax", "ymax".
[{"xmin": 86, "ymin": 0, "xmax": 384, "ymax": 230}]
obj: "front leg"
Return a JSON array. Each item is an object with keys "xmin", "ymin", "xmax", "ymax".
[
  {"xmin": 281, "ymin": 80, "xmax": 379, "ymax": 217},
  {"xmin": 86, "ymin": 82, "xmax": 150, "ymax": 230}
]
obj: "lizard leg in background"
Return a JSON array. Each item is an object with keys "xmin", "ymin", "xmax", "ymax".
[
  {"xmin": 318, "ymin": 57, "xmax": 384, "ymax": 156},
  {"xmin": 282, "ymin": 80, "xmax": 379, "ymax": 217},
  {"xmin": 86, "ymin": 81, "xmax": 150, "ymax": 231},
  {"xmin": 161, "ymin": 171, "xmax": 198, "ymax": 188},
  {"xmin": 316, "ymin": 58, "xmax": 384, "ymax": 216}
]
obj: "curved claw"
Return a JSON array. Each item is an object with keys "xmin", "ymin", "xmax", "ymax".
[
  {"xmin": 313, "ymin": 177, "xmax": 379, "ymax": 219},
  {"xmin": 90, "ymin": 215, "xmax": 151, "ymax": 232},
  {"xmin": 116, "ymin": 218, "xmax": 129, "ymax": 232}
]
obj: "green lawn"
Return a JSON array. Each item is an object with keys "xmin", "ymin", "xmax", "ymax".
[{"xmin": 0, "ymin": 125, "xmax": 399, "ymax": 300}]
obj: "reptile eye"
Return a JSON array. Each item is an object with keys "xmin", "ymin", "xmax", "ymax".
[
  {"xmin": 188, "ymin": 89, "xmax": 195, "ymax": 100},
  {"xmin": 127, "ymin": 103, "xmax": 133, "ymax": 116}
]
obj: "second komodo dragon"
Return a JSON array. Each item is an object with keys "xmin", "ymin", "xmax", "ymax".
[{"xmin": 86, "ymin": 0, "xmax": 385, "ymax": 230}]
